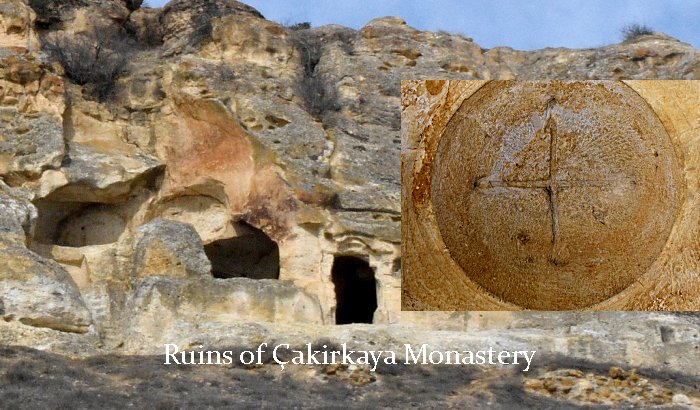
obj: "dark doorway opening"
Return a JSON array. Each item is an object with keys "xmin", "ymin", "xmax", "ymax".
[
  {"xmin": 331, "ymin": 255, "xmax": 377, "ymax": 324},
  {"xmin": 203, "ymin": 222, "xmax": 280, "ymax": 279}
]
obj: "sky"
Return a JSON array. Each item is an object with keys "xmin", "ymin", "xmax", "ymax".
[{"xmin": 147, "ymin": 0, "xmax": 700, "ymax": 51}]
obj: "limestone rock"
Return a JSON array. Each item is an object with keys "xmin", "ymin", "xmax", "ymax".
[
  {"xmin": 153, "ymin": 90, "xmax": 303, "ymax": 240},
  {"xmin": 29, "ymin": 0, "xmax": 89, "ymax": 26},
  {"xmin": 48, "ymin": 142, "xmax": 162, "ymax": 203},
  {"xmin": 0, "ymin": 113, "xmax": 64, "ymax": 178},
  {"xmin": 0, "ymin": 0, "xmax": 38, "ymax": 50},
  {"xmin": 129, "ymin": 218, "xmax": 212, "ymax": 280},
  {"xmin": 512, "ymin": 34, "xmax": 700, "ymax": 80},
  {"xmin": 0, "ymin": 0, "xmax": 697, "ymax": 378},
  {"xmin": 125, "ymin": 6, "xmax": 162, "ymax": 47},
  {"xmin": 0, "ymin": 49, "xmax": 66, "ymax": 181},
  {"xmin": 125, "ymin": 275, "xmax": 323, "ymax": 347},
  {"xmin": 28, "ymin": 0, "xmax": 131, "ymax": 31},
  {"xmin": 330, "ymin": 210, "xmax": 400, "ymax": 243},
  {"xmin": 0, "ymin": 238, "xmax": 92, "ymax": 333},
  {"xmin": 160, "ymin": 0, "xmax": 264, "ymax": 53},
  {"xmin": 0, "ymin": 49, "xmax": 65, "ymax": 119},
  {"xmin": 209, "ymin": 13, "xmax": 293, "ymax": 70},
  {"xmin": 152, "ymin": 195, "xmax": 233, "ymax": 244},
  {"xmin": 0, "ymin": 181, "xmax": 37, "ymax": 243}
]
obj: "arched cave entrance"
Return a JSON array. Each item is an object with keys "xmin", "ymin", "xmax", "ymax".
[
  {"xmin": 33, "ymin": 200, "xmax": 127, "ymax": 247},
  {"xmin": 203, "ymin": 222, "xmax": 280, "ymax": 279},
  {"xmin": 331, "ymin": 255, "xmax": 377, "ymax": 325}
]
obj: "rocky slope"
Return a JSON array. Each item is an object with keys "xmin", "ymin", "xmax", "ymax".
[{"xmin": 0, "ymin": 0, "xmax": 699, "ymax": 407}]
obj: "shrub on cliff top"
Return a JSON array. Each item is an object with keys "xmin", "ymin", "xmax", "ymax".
[
  {"xmin": 621, "ymin": 23, "xmax": 654, "ymax": 42},
  {"xmin": 287, "ymin": 22, "xmax": 311, "ymax": 31}
]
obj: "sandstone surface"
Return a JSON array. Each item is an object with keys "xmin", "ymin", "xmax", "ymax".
[
  {"xmin": 0, "ymin": 1, "xmax": 698, "ymax": 406},
  {"xmin": 403, "ymin": 80, "xmax": 700, "ymax": 311}
]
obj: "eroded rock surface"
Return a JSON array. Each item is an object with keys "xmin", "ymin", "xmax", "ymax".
[
  {"xmin": 0, "ymin": 239, "xmax": 92, "ymax": 333},
  {"xmin": 0, "ymin": 1, "xmax": 698, "ymax": 397},
  {"xmin": 129, "ymin": 218, "xmax": 212, "ymax": 279}
]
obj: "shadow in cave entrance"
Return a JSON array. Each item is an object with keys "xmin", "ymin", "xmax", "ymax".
[
  {"xmin": 203, "ymin": 222, "xmax": 280, "ymax": 279},
  {"xmin": 331, "ymin": 255, "xmax": 377, "ymax": 324},
  {"xmin": 33, "ymin": 200, "xmax": 127, "ymax": 247}
]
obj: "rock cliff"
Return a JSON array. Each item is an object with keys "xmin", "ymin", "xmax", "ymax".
[{"xmin": 0, "ymin": 0, "xmax": 699, "ymax": 405}]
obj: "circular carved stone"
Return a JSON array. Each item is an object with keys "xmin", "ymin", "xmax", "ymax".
[{"xmin": 432, "ymin": 81, "xmax": 682, "ymax": 310}]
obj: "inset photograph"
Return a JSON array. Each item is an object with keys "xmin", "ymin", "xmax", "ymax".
[{"xmin": 402, "ymin": 80, "xmax": 700, "ymax": 311}]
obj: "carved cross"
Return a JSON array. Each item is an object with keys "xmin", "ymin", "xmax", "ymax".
[{"xmin": 474, "ymin": 98, "xmax": 617, "ymax": 265}]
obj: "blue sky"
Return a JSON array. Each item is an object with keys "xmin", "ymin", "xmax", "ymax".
[{"xmin": 147, "ymin": 0, "xmax": 699, "ymax": 50}]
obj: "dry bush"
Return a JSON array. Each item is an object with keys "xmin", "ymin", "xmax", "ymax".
[
  {"xmin": 296, "ymin": 73, "xmax": 340, "ymax": 117},
  {"xmin": 43, "ymin": 28, "xmax": 134, "ymax": 100},
  {"xmin": 287, "ymin": 22, "xmax": 311, "ymax": 31},
  {"xmin": 621, "ymin": 23, "xmax": 654, "ymax": 42},
  {"xmin": 290, "ymin": 29, "xmax": 340, "ymax": 118}
]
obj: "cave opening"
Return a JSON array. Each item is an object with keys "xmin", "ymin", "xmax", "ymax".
[
  {"xmin": 33, "ymin": 200, "xmax": 127, "ymax": 247},
  {"xmin": 203, "ymin": 222, "xmax": 280, "ymax": 279},
  {"xmin": 331, "ymin": 255, "xmax": 377, "ymax": 325}
]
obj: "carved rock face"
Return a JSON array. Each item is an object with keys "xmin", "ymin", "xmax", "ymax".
[{"xmin": 431, "ymin": 81, "xmax": 682, "ymax": 309}]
